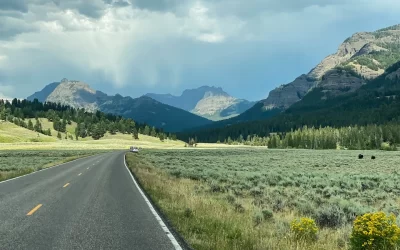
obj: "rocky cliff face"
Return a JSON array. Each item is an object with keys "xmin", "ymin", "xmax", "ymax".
[
  {"xmin": 317, "ymin": 69, "xmax": 366, "ymax": 99},
  {"xmin": 261, "ymin": 24, "xmax": 400, "ymax": 110},
  {"xmin": 308, "ymin": 32, "xmax": 377, "ymax": 79},
  {"xmin": 192, "ymin": 95, "xmax": 237, "ymax": 117},
  {"xmin": 46, "ymin": 78, "xmax": 105, "ymax": 112},
  {"xmin": 262, "ymin": 75, "xmax": 315, "ymax": 109}
]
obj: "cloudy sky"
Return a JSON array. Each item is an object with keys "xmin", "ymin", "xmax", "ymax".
[{"xmin": 0, "ymin": 0, "xmax": 399, "ymax": 101}]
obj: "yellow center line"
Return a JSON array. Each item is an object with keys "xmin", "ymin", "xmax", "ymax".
[
  {"xmin": 27, "ymin": 204, "xmax": 42, "ymax": 216},
  {"xmin": 63, "ymin": 183, "xmax": 70, "ymax": 188},
  {"xmin": 78, "ymin": 173, "xmax": 82, "ymax": 176}
]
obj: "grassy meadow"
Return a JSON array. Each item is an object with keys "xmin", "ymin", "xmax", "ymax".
[
  {"xmin": 126, "ymin": 148, "xmax": 400, "ymax": 250},
  {"xmin": 0, "ymin": 119, "xmax": 186, "ymax": 150},
  {"xmin": 0, "ymin": 150, "xmax": 107, "ymax": 182},
  {"xmin": 0, "ymin": 119, "xmax": 188, "ymax": 181}
]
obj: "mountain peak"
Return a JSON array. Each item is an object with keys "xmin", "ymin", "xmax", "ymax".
[
  {"xmin": 58, "ymin": 79, "xmax": 96, "ymax": 94},
  {"xmin": 146, "ymin": 85, "xmax": 254, "ymax": 121},
  {"xmin": 46, "ymin": 79, "xmax": 99, "ymax": 111},
  {"xmin": 260, "ymin": 23, "xmax": 400, "ymax": 112},
  {"xmin": 181, "ymin": 85, "xmax": 229, "ymax": 98}
]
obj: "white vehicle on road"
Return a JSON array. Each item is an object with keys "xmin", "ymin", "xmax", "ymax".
[{"xmin": 130, "ymin": 146, "xmax": 139, "ymax": 153}]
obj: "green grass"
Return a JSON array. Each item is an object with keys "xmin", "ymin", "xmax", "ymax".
[
  {"xmin": 126, "ymin": 148, "xmax": 400, "ymax": 250},
  {"xmin": 0, "ymin": 150, "xmax": 107, "ymax": 182},
  {"xmin": 0, "ymin": 121, "xmax": 56, "ymax": 143},
  {"xmin": 0, "ymin": 120, "xmax": 187, "ymax": 150},
  {"xmin": 27, "ymin": 118, "xmax": 77, "ymax": 138}
]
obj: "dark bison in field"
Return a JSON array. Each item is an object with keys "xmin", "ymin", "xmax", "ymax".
[
  {"xmin": 371, "ymin": 156, "xmax": 376, "ymax": 159},
  {"xmin": 358, "ymin": 154, "xmax": 363, "ymax": 159}
]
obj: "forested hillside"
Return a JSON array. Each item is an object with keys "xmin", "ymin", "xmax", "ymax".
[
  {"xmin": 180, "ymin": 61, "xmax": 400, "ymax": 149},
  {"xmin": 0, "ymin": 98, "xmax": 177, "ymax": 141}
]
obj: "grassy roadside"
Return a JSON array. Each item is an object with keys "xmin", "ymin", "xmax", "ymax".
[
  {"xmin": 125, "ymin": 153, "xmax": 346, "ymax": 250},
  {"xmin": 0, "ymin": 150, "xmax": 106, "ymax": 182}
]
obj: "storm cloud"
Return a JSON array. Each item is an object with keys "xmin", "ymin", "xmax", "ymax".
[{"xmin": 0, "ymin": 0, "xmax": 399, "ymax": 100}]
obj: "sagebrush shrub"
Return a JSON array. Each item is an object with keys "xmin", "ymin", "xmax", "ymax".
[
  {"xmin": 350, "ymin": 211, "xmax": 400, "ymax": 250},
  {"xmin": 226, "ymin": 194, "xmax": 236, "ymax": 204},
  {"xmin": 315, "ymin": 204, "xmax": 346, "ymax": 228},
  {"xmin": 184, "ymin": 208, "xmax": 193, "ymax": 218},
  {"xmin": 253, "ymin": 211, "xmax": 263, "ymax": 226},
  {"xmin": 234, "ymin": 203, "xmax": 245, "ymax": 213},
  {"xmin": 262, "ymin": 209, "xmax": 273, "ymax": 220},
  {"xmin": 290, "ymin": 217, "xmax": 318, "ymax": 242}
]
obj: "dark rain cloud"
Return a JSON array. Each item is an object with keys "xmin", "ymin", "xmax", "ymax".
[
  {"xmin": 128, "ymin": 0, "xmax": 348, "ymax": 15},
  {"xmin": 104, "ymin": 0, "xmax": 130, "ymax": 7},
  {"xmin": 50, "ymin": 0, "xmax": 106, "ymax": 18},
  {"xmin": 0, "ymin": 0, "xmax": 28, "ymax": 12},
  {"xmin": 130, "ymin": 0, "xmax": 183, "ymax": 12},
  {"xmin": 0, "ymin": 16, "xmax": 37, "ymax": 40}
]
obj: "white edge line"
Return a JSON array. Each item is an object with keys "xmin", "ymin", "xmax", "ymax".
[
  {"xmin": 123, "ymin": 154, "xmax": 183, "ymax": 250},
  {"xmin": 0, "ymin": 154, "xmax": 101, "ymax": 185}
]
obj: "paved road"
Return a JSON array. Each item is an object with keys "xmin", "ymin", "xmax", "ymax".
[{"xmin": 0, "ymin": 151, "xmax": 182, "ymax": 250}]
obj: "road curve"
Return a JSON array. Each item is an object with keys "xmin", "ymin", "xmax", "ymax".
[{"xmin": 0, "ymin": 151, "xmax": 182, "ymax": 250}]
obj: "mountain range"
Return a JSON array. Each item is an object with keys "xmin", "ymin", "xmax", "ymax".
[
  {"xmin": 180, "ymin": 59, "xmax": 400, "ymax": 142},
  {"xmin": 183, "ymin": 23, "xmax": 400, "ymax": 132},
  {"xmin": 146, "ymin": 86, "xmax": 255, "ymax": 121},
  {"xmin": 27, "ymin": 79, "xmax": 213, "ymax": 132},
  {"xmin": 26, "ymin": 23, "xmax": 400, "ymax": 138}
]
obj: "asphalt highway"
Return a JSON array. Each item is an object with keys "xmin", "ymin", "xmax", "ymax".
[{"xmin": 0, "ymin": 151, "xmax": 182, "ymax": 250}]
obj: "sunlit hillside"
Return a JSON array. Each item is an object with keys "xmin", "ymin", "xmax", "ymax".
[
  {"xmin": 0, "ymin": 119, "xmax": 186, "ymax": 150},
  {"xmin": 0, "ymin": 121, "xmax": 56, "ymax": 143}
]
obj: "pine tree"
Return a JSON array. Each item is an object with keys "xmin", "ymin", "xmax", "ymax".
[
  {"xmin": 0, "ymin": 110, "xmax": 6, "ymax": 121},
  {"xmin": 61, "ymin": 119, "xmax": 67, "ymax": 133},
  {"xmin": 238, "ymin": 134, "xmax": 244, "ymax": 143},
  {"xmin": 109, "ymin": 122, "xmax": 117, "ymax": 135},
  {"xmin": 132, "ymin": 127, "xmax": 139, "ymax": 140},
  {"xmin": 150, "ymin": 127, "xmax": 157, "ymax": 137},
  {"xmin": 34, "ymin": 119, "xmax": 42, "ymax": 132},
  {"xmin": 57, "ymin": 131, "xmax": 62, "ymax": 140},
  {"xmin": 53, "ymin": 118, "xmax": 60, "ymax": 131},
  {"xmin": 76, "ymin": 123, "xmax": 87, "ymax": 138},
  {"xmin": 159, "ymin": 133, "xmax": 165, "ymax": 141},
  {"xmin": 91, "ymin": 125, "xmax": 105, "ymax": 140},
  {"xmin": 27, "ymin": 120, "xmax": 34, "ymax": 130},
  {"xmin": 143, "ymin": 125, "xmax": 150, "ymax": 135}
]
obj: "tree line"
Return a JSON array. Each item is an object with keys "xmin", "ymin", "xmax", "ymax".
[
  {"xmin": 0, "ymin": 98, "xmax": 177, "ymax": 141},
  {"xmin": 219, "ymin": 124, "xmax": 398, "ymax": 150}
]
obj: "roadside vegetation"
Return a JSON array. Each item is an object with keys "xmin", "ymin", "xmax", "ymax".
[
  {"xmin": 0, "ymin": 150, "xmax": 106, "ymax": 182},
  {"xmin": 126, "ymin": 148, "xmax": 400, "ymax": 250}
]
